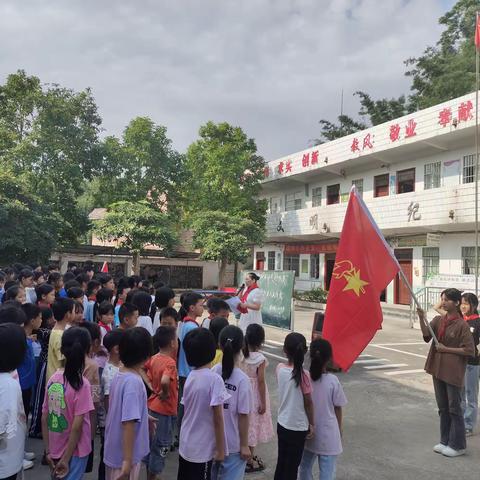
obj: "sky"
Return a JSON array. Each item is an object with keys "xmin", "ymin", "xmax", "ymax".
[{"xmin": 0, "ymin": 0, "xmax": 456, "ymax": 161}]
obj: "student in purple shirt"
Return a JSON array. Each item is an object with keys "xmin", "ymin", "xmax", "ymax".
[{"xmin": 104, "ymin": 327, "xmax": 153, "ymax": 480}]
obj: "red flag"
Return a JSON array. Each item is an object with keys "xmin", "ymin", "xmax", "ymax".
[
  {"xmin": 322, "ymin": 187, "xmax": 400, "ymax": 371},
  {"xmin": 475, "ymin": 13, "xmax": 480, "ymax": 50},
  {"xmin": 101, "ymin": 261, "xmax": 108, "ymax": 273}
]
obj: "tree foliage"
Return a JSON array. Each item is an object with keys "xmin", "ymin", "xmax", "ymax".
[
  {"xmin": 0, "ymin": 169, "xmax": 59, "ymax": 265},
  {"xmin": 93, "ymin": 201, "xmax": 178, "ymax": 274},
  {"xmin": 184, "ymin": 122, "xmax": 267, "ymax": 286}
]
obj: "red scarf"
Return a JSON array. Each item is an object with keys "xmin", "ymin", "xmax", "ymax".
[
  {"xmin": 464, "ymin": 314, "xmax": 480, "ymax": 321},
  {"xmin": 183, "ymin": 316, "xmax": 199, "ymax": 326},
  {"xmin": 438, "ymin": 314, "xmax": 461, "ymax": 341},
  {"xmin": 238, "ymin": 283, "xmax": 258, "ymax": 314},
  {"xmin": 98, "ymin": 321, "xmax": 112, "ymax": 333},
  {"xmin": 88, "ymin": 295, "xmax": 96, "ymax": 302}
]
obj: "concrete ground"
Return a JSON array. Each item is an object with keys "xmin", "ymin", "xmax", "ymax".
[{"xmin": 25, "ymin": 307, "xmax": 480, "ymax": 479}]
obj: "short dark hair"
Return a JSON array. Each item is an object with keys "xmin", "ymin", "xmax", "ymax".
[
  {"xmin": 75, "ymin": 273, "xmax": 90, "ymax": 286},
  {"xmin": 86, "ymin": 280, "xmax": 101, "ymax": 296},
  {"xmin": 52, "ymin": 298, "xmax": 75, "ymax": 322},
  {"xmin": 64, "ymin": 280, "xmax": 81, "ymax": 291},
  {"xmin": 47, "ymin": 272, "xmax": 62, "ymax": 286},
  {"xmin": 63, "ymin": 271, "xmax": 75, "ymax": 283},
  {"xmin": 154, "ymin": 287, "xmax": 175, "ymax": 309},
  {"xmin": 79, "ymin": 320, "xmax": 101, "ymax": 342},
  {"xmin": 97, "ymin": 301, "xmax": 114, "ymax": 317},
  {"xmin": 33, "ymin": 271, "xmax": 45, "ymax": 282},
  {"xmin": 99, "ymin": 274, "xmax": 113, "ymax": 286},
  {"xmin": 67, "ymin": 287, "xmax": 84, "ymax": 300},
  {"xmin": 119, "ymin": 303, "xmax": 138, "ymax": 323},
  {"xmin": 132, "ymin": 290, "xmax": 153, "ymax": 316},
  {"xmin": 103, "ymin": 329, "xmax": 124, "ymax": 352},
  {"xmin": 160, "ymin": 307, "xmax": 179, "ymax": 323},
  {"xmin": 128, "ymin": 275, "xmax": 142, "ymax": 289},
  {"xmin": 35, "ymin": 283, "xmax": 54, "ymax": 302},
  {"xmin": 0, "ymin": 323, "xmax": 26, "ymax": 372},
  {"xmin": 21, "ymin": 303, "xmax": 41, "ymax": 326},
  {"xmin": 96, "ymin": 288, "xmax": 114, "ymax": 304},
  {"xmin": 182, "ymin": 292, "xmax": 203, "ymax": 313},
  {"xmin": 209, "ymin": 316, "xmax": 229, "ymax": 345},
  {"xmin": 18, "ymin": 269, "xmax": 33, "ymax": 281},
  {"xmin": 462, "ymin": 292, "xmax": 479, "ymax": 315},
  {"xmin": 119, "ymin": 327, "xmax": 152, "ymax": 367},
  {"xmin": 40, "ymin": 307, "xmax": 54, "ymax": 328},
  {"xmin": 3, "ymin": 285, "xmax": 24, "ymax": 303},
  {"xmin": 184, "ymin": 328, "xmax": 216, "ymax": 368},
  {"xmin": 154, "ymin": 325, "xmax": 176, "ymax": 350},
  {"xmin": 0, "ymin": 304, "xmax": 27, "ymax": 326},
  {"xmin": 206, "ymin": 297, "xmax": 230, "ymax": 315}
]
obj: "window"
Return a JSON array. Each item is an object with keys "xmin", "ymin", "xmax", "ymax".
[
  {"xmin": 374, "ymin": 174, "xmax": 389, "ymax": 197},
  {"xmin": 463, "ymin": 154, "xmax": 475, "ymax": 184},
  {"xmin": 269, "ymin": 197, "xmax": 280, "ymax": 213},
  {"xmin": 397, "ymin": 168, "xmax": 415, "ymax": 194},
  {"xmin": 352, "ymin": 179, "xmax": 363, "ymax": 198},
  {"xmin": 283, "ymin": 254, "xmax": 300, "ymax": 276},
  {"xmin": 312, "ymin": 187, "xmax": 322, "ymax": 207},
  {"xmin": 285, "ymin": 192, "xmax": 302, "ymax": 211},
  {"xmin": 327, "ymin": 184, "xmax": 340, "ymax": 205},
  {"xmin": 301, "ymin": 259, "xmax": 309, "ymax": 274},
  {"xmin": 310, "ymin": 254, "xmax": 320, "ymax": 279},
  {"xmin": 462, "ymin": 247, "xmax": 479, "ymax": 274},
  {"xmin": 267, "ymin": 251, "xmax": 275, "ymax": 270},
  {"xmin": 424, "ymin": 162, "xmax": 441, "ymax": 189},
  {"xmin": 422, "ymin": 247, "xmax": 439, "ymax": 281}
]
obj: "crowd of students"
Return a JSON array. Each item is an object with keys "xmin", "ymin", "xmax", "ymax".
[{"xmin": 0, "ymin": 264, "xmax": 347, "ymax": 480}]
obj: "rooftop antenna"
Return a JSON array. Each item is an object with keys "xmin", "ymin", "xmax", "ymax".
[{"xmin": 340, "ymin": 88, "xmax": 344, "ymax": 116}]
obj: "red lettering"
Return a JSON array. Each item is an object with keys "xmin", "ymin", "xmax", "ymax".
[
  {"xmin": 302, "ymin": 153, "xmax": 310, "ymax": 168},
  {"xmin": 311, "ymin": 151, "xmax": 319, "ymax": 164},
  {"xmin": 286, "ymin": 160, "xmax": 292, "ymax": 173},
  {"xmin": 278, "ymin": 161, "xmax": 284, "ymax": 174},
  {"xmin": 458, "ymin": 101, "xmax": 473, "ymax": 122},
  {"xmin": 362, "ymin": 133, "xmax": 373, "ymax": 150},
  {"xmin": 405, "ymin": 119, "xmax": 417, "ymax": 138},
  {"xmin": 351, "ymin": 138, "xmax": 360, "ymax": 153},
  {"xmin": 438, "ymin": 107, "xmax": 452, "ymax": 127},
  {"xmin": 389, "ymin": 124, "xmax": 401, "ymax": 142}
]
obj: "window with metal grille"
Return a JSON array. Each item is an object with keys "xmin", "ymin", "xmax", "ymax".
[
  {"xmin": 462, "ymin": 246, "xmax": 479, "ymax": 274},
  {"xmin": 463, "ymin": 155, "xmax": 475, "ymax": 184},
  {"xmin": 327, "ymin": 184, "xmax": 340, "ymax": 205},
  {"xmin": 312, "ymin": 187, "xmax": 322, "ymax": 207},
  {"xmin": 422, "ymin": 247, "xmax": 439, "ymax": 281},
  {"xmin": 352, "ymin": 179, "xmax": 363, "ymax": 197},
  {"xmin": 285, "ymin": 192, "xmax": 302, "ymax": 211},
  {"xmin": 283, "ymin": 254, "xmax": 300, "ymax": 276},
  {"xmin": 374, "ymin": 174, "xmax": 389, "ymax": 197},
  {"xmin": 310, "ymin": 254, "xmax": 320, "ymax": 279},
  {"xmin": 424, "ymin": 162, "xmax": 441, "ymax": 189},
  {"xmin": 267, "ymin": 251, "xmax": 275, "ymax": 270},
  {"xmin": 397, "ymin": 168, "xmax": 415, "ymax": 193}
]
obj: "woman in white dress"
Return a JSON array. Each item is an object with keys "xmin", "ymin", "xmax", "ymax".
[{"xmin": 238, "ymin": 272, "xmax": 265, "ymax": 333}]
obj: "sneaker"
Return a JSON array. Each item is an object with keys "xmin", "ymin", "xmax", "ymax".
[
  {"xmin": 24, "ymin": 451, "xmax": 36, "ymax": 461},
  {"xmin": 442, "ymin": 446, "xmax": 466, "ymax": 457},
  {"xmin": 433, "ymin": 443, "xmax": 447, "ymax": 454},
  {"xmin": 23, "ymin": 459, "xmax": 34, "ymax": 470}
]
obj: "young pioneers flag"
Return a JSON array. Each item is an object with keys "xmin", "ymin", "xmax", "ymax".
[
  {"xmin": 322, "ymin": 187, "xmax": 400, "ymax": 371},
  {"xmin": 101, "ymin": 261, "xmax": 108, "ymax": 273},
  {"xmin": 475, "ymin": 12, "xmax": 480, "ymax": 50}
]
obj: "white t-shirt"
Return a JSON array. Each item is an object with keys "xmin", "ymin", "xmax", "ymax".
[
  {"xmin": 276, "ymin": 364, "xmax": 312, "ymax": 431},
  {"xmin": 0, "ymin": 373, "xmax": 26, "ymax": 477},
  {"xmin": 101, "ymin": 362, "xmax": 120, "ymax": 397},
  {"xmin": 239, "ymin": 288, "xmax": 265, "ymax": 333},
  {"xmin": 136, "ymin": 315, "xmax": 154, "ymax": 336}
]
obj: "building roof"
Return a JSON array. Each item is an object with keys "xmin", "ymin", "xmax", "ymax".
[{"xmin": 88, "ymin": 208, "xmax": 107, "ymax": 220}]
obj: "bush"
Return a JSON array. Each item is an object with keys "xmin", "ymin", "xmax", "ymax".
[{"xmin": 294, "ymin": 287, "xmax": 328, "ymax": 303}]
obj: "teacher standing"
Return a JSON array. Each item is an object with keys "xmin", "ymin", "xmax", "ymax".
[{"xmin": 238, "ymin": 272, "xmax": 265, "ymax": 334}]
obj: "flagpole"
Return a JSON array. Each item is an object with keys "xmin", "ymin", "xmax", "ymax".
[
  {"xmin": 475, "ymin": 10, "xmax": 479, "ymax": 297},
  {"xmin": 398, "ymin": 268, "xmax": 439, "ymax": 346}
]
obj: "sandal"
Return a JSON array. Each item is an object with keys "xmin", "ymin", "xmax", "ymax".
[{"xmin": 245, "ymin": 456, "xmax": 265, "ymax": 473}]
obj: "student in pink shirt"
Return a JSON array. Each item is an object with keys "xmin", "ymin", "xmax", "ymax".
[
  {"xmin": 178, "ymin": 328, "xmax": 230, "ymax": 480},
  {"xmin": 42, "ymin": 327, "xmax": 95, "ymax": 480},
  {"xmin": 298, "ymin": 339, "xmax": 347, "ymax": 480}
]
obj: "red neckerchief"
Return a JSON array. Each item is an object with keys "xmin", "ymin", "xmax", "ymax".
[
  {"xmin": 98, "ymin": 321, "xmax": 112, "ymax": 332},
  {"xmin": 88, "ymin": 295, "xmax": 96, "ymax": 302},
  {"xmin": 38, "ymin": 300, "xmax": 51, "ymax": 308},
  {"xmin": 464, "ymin": 314, "xmax": 480, "ymax": 321},
  {"xmin": 183, "ymin": 316, "xmax": 199, "ymax": 326},
  {"xmin": 238, "ymin": 283, "xmax": 258, "ymax": 314},
  {"xmin": 438, "ymin": 313, "xmax": 462, "ymax": 341}
]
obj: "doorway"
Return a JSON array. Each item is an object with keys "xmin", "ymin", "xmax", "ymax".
[
  {"xmin": 394, "ymin": 249, "xmax": 413, "ymax": 305},
  {"xmin": 324, "ymin": 253, "xmax": 336, "ymax": 290}
]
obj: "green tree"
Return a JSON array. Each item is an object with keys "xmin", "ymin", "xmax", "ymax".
[
  {"xmin": 90, "ymin": 117, "xmax": 183, "ymax": 208},
  {"xmin": 184, "ymin": 121, "xmax": 267, "ymax": 287},
  {"xmin": 314, "ymin": 114, "xmax": 367, "ymax": 144},
  {"xmin": 93, "ymin": 200, "xmax": 178, "ymax": 274},
  {"xmin": 0, "ymin": 169, "xmax": 59, "ymax": 265},
  {"xmin": 0, "ymin": 70, "xmax": 103, "ymax": 244}
]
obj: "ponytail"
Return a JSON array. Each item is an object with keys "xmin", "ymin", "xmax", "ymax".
[
  {"xmin": 283, "ymin": 332, "xmax": 307, "ymax": 388},
  {"xmin": 219, "ymin": 325, "xmax": 243, "ymax": 381},
  {"xmin": 309, "ymin": 338, "xmax": 332, "ymax": 382},
  {"xmin": 61, "ymin": 327, "xmax": 91, "ymax": 391},
  {"xmin": 242, "ymin": 341, "xmax": 250, "ymax": 359},
  {"xmin": 243, "ymin": 323, "xmax": 265, "ymax": 359}
]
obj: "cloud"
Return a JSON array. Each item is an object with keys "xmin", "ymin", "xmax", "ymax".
[{"xmin": 0, "ymin": 0, "xmax": 451, "ymax": 160}]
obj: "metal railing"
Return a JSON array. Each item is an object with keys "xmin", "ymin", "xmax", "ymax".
[{"xmin": 409, "ymin": 286, "xmax": 444, "ymax": 327}]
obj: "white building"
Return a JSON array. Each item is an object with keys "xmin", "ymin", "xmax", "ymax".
[{"xmin": 255, "ymin": 91, "xmax": 480, "ymax": 305}]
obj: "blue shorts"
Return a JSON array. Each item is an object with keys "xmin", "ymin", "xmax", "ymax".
[{"xmin": 143, "ymin": 411, "xmax": 176, "ymax": 474}]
